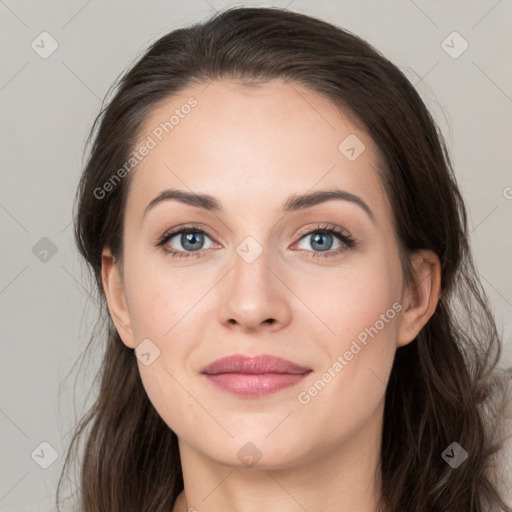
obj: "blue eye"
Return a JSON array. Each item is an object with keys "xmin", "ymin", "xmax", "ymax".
[
  {"xmin": 157, "ymin": 227, "xmax": 215, "ymax": 258},
  {"xmin": 298, "ymin": 230, "xmax": 344, "ymax": 252},
  {"xmin": 294, "ymin": 225, "xmax": 356, "ymax": 259},
  {"xmin": 156, "ymin": 224, "xmax": 356, "ymax": 259}
]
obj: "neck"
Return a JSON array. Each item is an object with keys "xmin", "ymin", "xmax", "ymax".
[{"xmin": 174, "ymin": 402, "xmax": 385, "ymax": 512}]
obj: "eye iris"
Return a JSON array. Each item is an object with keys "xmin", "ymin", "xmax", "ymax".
[
  {"xmin": 310, "ymin": 232, "xmax": 332, "ymax": 251},
  {"xmin": 182, "ymin": 232, "xmax": 204, "ymax": 251}
]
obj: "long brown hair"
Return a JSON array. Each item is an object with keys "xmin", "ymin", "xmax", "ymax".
[{"xmin": 57, "ymin": 7, "xmax": 511, "ymax": 511}]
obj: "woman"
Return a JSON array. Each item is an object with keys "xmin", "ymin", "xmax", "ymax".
[{"xmin": 58, "ymin": 6, "xmax": 512, "ymax": 512}]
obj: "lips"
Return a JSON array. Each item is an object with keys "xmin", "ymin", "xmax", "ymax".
[
  {"xmin": 201, "ymin": 354, "xmax": 312, "ymax": 397},
  {"xmin": 201, "ymin": 354, "xmax": 311, "ymax": 375}
]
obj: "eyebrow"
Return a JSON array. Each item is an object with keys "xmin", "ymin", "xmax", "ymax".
[{"xmin": 143, "ymin": 188, "xmax": 375, "ymax": 223}]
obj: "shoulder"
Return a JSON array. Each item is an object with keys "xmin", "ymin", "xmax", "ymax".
[{"xmin": 493, "ymin": 367, "xmax": 512, "ymax": 510}]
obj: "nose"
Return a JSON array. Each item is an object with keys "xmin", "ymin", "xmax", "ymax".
[{"xmin": 217, "ymin": 245, "xmax": 291, "ymax": 333}]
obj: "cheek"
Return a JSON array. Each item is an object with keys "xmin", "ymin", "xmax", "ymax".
[
  {"xmin": 292, "ymin": 252, "xmax": 402, "ymax": 350},
  {"xmin": 291, "ymin": 256, "xmax": 401, "ymax": 417},
  {"xmin": 125, "ymin": 267, "xmax": 200, "ymax": 431},
  {"xmin": 124, "ymin": 260, "xmax": 201, "ymax": 343}
]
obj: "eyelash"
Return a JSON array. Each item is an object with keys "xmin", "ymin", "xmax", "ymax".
[{"xmin": 156, "ymin": 223, "xmax": 357, "ymax": 260}]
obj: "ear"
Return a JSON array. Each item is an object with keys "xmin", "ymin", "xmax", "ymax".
[
  {"xmin": 397, "ymin": 249, "xmax": 442, "ymax": 347},
  {"xmin": 101, "ymin": 247, "xmax": 137, "ymax": 349}
]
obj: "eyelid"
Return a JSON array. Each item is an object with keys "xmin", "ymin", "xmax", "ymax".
[
  {"xmin": 157, "ymin": 223, "xmax": 219, "ymax": 244},
  {"xmin": 294, "ymin": 223, "xmax": 353, "ymax": 242},
  {"xmin": 156, "ymin": 222, "xmax": 356, "ymax": 258}
]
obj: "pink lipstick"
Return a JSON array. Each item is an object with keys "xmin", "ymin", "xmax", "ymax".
[{"xmin": 201, "ymin": 354, "xmax": 312, "ymax": 397}]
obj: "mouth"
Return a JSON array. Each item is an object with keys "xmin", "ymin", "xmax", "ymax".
[{"xmin": 201, "ymin": 354, "xmax": 312, "ymax": 397}]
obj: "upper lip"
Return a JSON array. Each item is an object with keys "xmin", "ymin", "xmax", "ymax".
[{"xmin": 201, "ymin": 354, "xmax": 312, "ymax": 375}]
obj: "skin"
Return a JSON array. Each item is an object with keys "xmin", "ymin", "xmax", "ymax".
[{"xmin": 101, "ymin": 79, "xmax": 441, "ymax": 512}]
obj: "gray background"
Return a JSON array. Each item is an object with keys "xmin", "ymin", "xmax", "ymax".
[{"xmin": 1, "ymin": 0, "xmax": 511, "ymax": 510}]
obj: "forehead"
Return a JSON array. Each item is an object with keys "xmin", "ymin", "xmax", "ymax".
[{"xmin": 126, "ymin": 79, "xmax": 390, "ymax": 224}]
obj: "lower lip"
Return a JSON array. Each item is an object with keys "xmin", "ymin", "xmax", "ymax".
[{"xmin": 203, "ymin": 372, "xmax": 311, "ymax": 397}]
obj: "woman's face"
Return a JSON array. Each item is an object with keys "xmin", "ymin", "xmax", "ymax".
[{"xmin": 102, "ymin": 79, "xmax": 438, "ymax": 471}]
